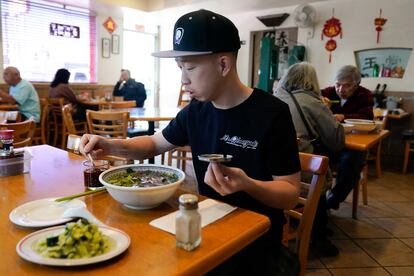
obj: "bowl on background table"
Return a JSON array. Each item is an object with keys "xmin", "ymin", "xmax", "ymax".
[{"xmin": 344, "ymin": 119, "xmax": 377, "ymax": 132}]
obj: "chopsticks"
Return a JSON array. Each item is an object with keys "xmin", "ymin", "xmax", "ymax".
[
  {"xmin": 330, "ymin": 100, "xmax": 340, "ymax": 103},
  {"xmin": 55, "ymin": 187, "xmax": 107, "ymax": 202}
]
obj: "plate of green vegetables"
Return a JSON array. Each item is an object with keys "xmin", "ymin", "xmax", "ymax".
[{"xmin": 16, "ymin": 219, "xmax": 130, "ymax": 266}]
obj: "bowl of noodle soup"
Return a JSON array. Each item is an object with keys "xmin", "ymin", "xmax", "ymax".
[{"xmin": 99, "ymin": 164, "xmax": 185, "ymax": 210}]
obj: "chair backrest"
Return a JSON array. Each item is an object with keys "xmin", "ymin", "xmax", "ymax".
[
  {"xmin": 99, "ymin": 100, "xmax": 137, "ymax": 110},
  {"xmin": 31, "ymin": 98, "xmax": 49, "ymax": 145},
  {"xmin": 62, "ymin": 104, "xmax": 78, "ymax": 135},
  {"xmin": 283, "ymin": 152, "xmax": 329, "ymax": 276},
  {"xmin": 177, "ymin": 84, "xmax": 190, "ymax": 107},
  {"xmin": 86, "ymin": 110, "xmax": 129, "ymax": 139},
  {"xmin": 0, "ymin": 120, "xmax": 36, "ymax": 148},
  {"xmin": 48, "ymin": 97, "xmax": 65, "ymax": 122},
  {"xmin": 373, "ymin": 108, "xmax": 389, "ymax": 130}
]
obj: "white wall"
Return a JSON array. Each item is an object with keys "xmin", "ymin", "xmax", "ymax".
[
  {"xmin": 152, "ymin": 0, "xmax": 414, "ymax": 103},
  {"xmin": 96, "ymin": 13, "xmax": 124, "ymax": 84}
]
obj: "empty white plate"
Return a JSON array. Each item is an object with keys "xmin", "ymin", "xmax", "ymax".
[
  {"xmin": 16, "ymin": 225, "xmax": 130, "ymax": 266},
  {"xmin": 9, "ymin": 198, "xmax": 86, "ymax": 227}
]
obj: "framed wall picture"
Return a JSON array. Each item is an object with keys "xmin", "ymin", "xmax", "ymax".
[
  {"xmin": 112, "ymin": 34, "xmax": 120, "ymax": 54},
  {"xmin": 354, "ymin": 47, "xmax": 412, "ymax": 78},
  {"xmin": 102, "ymin": 38, "xmax": 110, "ymax": 58}
]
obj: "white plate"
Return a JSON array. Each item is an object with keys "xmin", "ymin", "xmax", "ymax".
[
  {"xmin": 9, "ymin": 198, "xmax": 86, "ymax": 227},
  {"xmin": 344, "ymin": 119, "xmax": 376, "ymax": 132},
  {"xmin": 16, "ymin": 225, "xmax": 130, "ymax": 266}
]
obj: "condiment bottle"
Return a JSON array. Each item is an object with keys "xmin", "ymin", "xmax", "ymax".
[
  {"xmin": 0, "ymin": 129, "xmax": 14, "ymax": 154},
  {"xmin": 175, "ymin": 194, "xmax": 201, "ymax": 251}
]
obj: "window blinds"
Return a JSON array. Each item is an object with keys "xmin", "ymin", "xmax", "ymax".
[{"xmin": 1, "ymin": 0, "xmax": 97, "ymax": 82}]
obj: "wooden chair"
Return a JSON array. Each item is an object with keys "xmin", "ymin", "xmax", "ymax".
[
  {"xmin": 282, "ymin": 152, "xmax": 329, "ymax": 276},
  {"xmin": 402, "ymin": 129, "xmax": 414, "ymax": 174},
  {"xmin": 166, "ymin": 85, "xmax": 192, "ymax": 170},
  {"xmin": 32, "ymin": 98, "xmax": 49, "ymax": 145},
  {"xmin": 0, "ymin": 120, "xmax": 36, "ymax": 148},
  {"xmin": 66, "ymin": 134, "xmax": 132, "ymax": 166},
  {"xmin": 62, "ymin": 104, "xmax": 89, "ymax": 136},
  {"xmin": 86, "ymin": 110, "xmax": 129, "ymax": 139},
  {"xmin": 366, "ymin": 108, "xmax": 389, "ymax": 178},
  {"xmin": 99, "ymin": 100, "xmax": 136, "ymax": 110},
  {"xmin": 177, "ymin": 84, "xmax": 191, "ymax": 107},
  {"xmin": 167, "ymin": 145, "xmax": 192, "ymax": 171},
  {"xmin": 49, "ymin": 98, "xmax": 87, "ymax": 148}
]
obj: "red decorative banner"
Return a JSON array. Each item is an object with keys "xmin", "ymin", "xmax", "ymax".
[
  {"xmin": 374, "ymin": 9, "xmax": 387, "ymax": 44},
  {"xmin": 103, "ymin": 17, "xmax": 117, "ymax": 34},
  {"xmin": 321, "ymin": 9, "xmax": 342, "ymax": 63}
]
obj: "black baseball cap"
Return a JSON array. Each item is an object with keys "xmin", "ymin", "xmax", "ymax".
[{"xmin": 152, "ymin": 9, "xmax": 241, "ymax": 58}]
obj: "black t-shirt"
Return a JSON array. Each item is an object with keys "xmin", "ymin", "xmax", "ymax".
[{"xmin": 162, "ymin": 88, "xmax": 301, "ymax": 243}]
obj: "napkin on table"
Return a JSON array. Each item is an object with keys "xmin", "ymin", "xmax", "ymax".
[{"xmin": 149, "ymin": 199, "xmax": 237, "ymax": 235}]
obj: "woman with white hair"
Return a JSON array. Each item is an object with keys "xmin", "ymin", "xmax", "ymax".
[
  {"xmin": 275, "ymin": 62, "xmax": 344, "ymax": 257},
  {"xmin": 275, "ymin": 62, "xmax": 344, "ymax": 154}
]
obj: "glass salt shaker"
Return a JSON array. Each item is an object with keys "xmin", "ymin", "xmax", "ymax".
[{"xmin": 175, "ymin": 194, "xmax": 201, "ymax": 251}]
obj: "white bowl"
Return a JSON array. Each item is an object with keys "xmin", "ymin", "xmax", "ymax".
[
  {"xmin": 99, "ymin": 164, "xmax": 185, "ymax": 210},
  {"xmin": 341, "ymin": 123, "xmax": 354, "ymax": 133},
  {"xmin": 344, "ymin": 119, "xmax": 376, "ymax": 132}
]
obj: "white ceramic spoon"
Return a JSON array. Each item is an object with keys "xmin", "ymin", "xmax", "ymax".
[{"xmin": 61, "ymin": 207, "xmax": 107, "ymax": 227}]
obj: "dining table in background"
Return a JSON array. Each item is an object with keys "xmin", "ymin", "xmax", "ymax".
[
  {"xmin": 106, "ymin": 107, "xmax": 181, "ymax": 164},
  {"xmin": 345, "ymin": 129, "xmax": 390, "ymax": 151},
  {"xmin": 0, "ymin": 145, "xmax": 270, "ymax": 275},
  {"xmin": 344, "ymin": 129, "xmax": 390, "ymax": 218}
]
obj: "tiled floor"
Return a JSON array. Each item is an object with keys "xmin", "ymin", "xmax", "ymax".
[
  {"xmin": 306, "ymin": 168, "xmax": 414, "ymax": 276},
  {"xmin": 165, "ymin": 157, "xmax": 414, "ymax": 276}
]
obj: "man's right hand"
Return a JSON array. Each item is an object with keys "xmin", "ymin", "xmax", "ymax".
[
  {"xmin": 321, "ymin": 96, "xmax": 332, "ymax": 108},
  {"xmin": 79, "ymin": 134, "xmax": 110, "ymax": 159}
]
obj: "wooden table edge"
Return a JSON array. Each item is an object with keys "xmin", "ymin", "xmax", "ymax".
[
  {"xmin": 345, "ymin": 130, "xmax": 390, "ymax": 151},
  {"xmin": 181, "ymin": 214, "xmax": 271, "ymax": 275}
]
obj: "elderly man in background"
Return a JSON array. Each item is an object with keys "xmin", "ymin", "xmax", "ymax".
[
  {"xmin": 321, "ymin": 65, "xmax": 374, "ymax": 210},
  {"xmin": 113, "ymin": 69, "xmax": 147, "ymax": 108},
  {"xmin": 0, "ymin": 67, "xmax": 40, "ymax": 122},
  {"xmin": 321, "ymin": 65, "xmax": 374, "ymax": 122}
]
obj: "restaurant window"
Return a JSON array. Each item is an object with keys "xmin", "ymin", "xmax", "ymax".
[{"xmin": 1, "ymin": 0, "xmax": 96, "ymax": 82}]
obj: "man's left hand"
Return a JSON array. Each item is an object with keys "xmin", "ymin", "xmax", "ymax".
[{"xmin": 204, "ymin": 162, "xmax": 250, "ymax": 196}]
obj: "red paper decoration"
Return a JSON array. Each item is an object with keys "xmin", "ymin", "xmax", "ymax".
[
  {"xmin": 325, "ymin": 39, "xmax": 337, "ymax": 63},
  {"xmin": 375, "ymin": 9, "xmax": 387, "ymax": 44},
  {"xmin": 103, "ymin": 17, "xmax": 117, "ymax": 34},
  {"xmin": 321, "ymin": 9, "xmax": 342, "ymax": 63}
]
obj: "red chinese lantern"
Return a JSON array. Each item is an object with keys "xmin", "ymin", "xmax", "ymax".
[
  {"xmin": 325, "ymin": 39, "xmax": 337, "ymax": 63},
  {"xmin": 321, "ymin": 9, "xmax": 342, "ymax": 63},
  {"xmin": 375, "ymin": 9, "xmax": 387, "ymax": 43}
]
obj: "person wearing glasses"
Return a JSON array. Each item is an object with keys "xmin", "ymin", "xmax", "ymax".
[
  {"xmin": 321, "ymin": 65, "xmax": 374, "ymax": 210},
  {"xmin": 321, "ymin": 65, "xmax": 374, "ymax": 122}
]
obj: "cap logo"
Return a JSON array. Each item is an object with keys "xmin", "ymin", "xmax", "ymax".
[{"xmin": 175, "ymin": 27, "xmax": 184, "ymax": 45}]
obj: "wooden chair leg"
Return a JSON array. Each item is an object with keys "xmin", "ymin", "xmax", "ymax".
[
  {"xmin": 182, "ymin": 151, "xmax": 187, "ymax": 172},
  {"xmin": 53, "ymin": 116, "xmax": 58, "ymax": 146},
  {"xmin": 352, "ymin": 184, "xmax": 359, "ymax": 219},
  {"xmin": 167, "ymin": 150, "xmax": 173, "ymax": 166},
  {"xmin": 61, "ymin": 128, "xmax": 67, "ymax": 149},
  {"xmin": 361, "ymin": 164, "xmax": 368, "ymax": 205},
  {"xmin": 402, "ymin": 141, "xmax": 410, "ymax": 174},
  {"xmin": 375, "ymin": 143, "xmax": 382, "ymax": 178}
]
